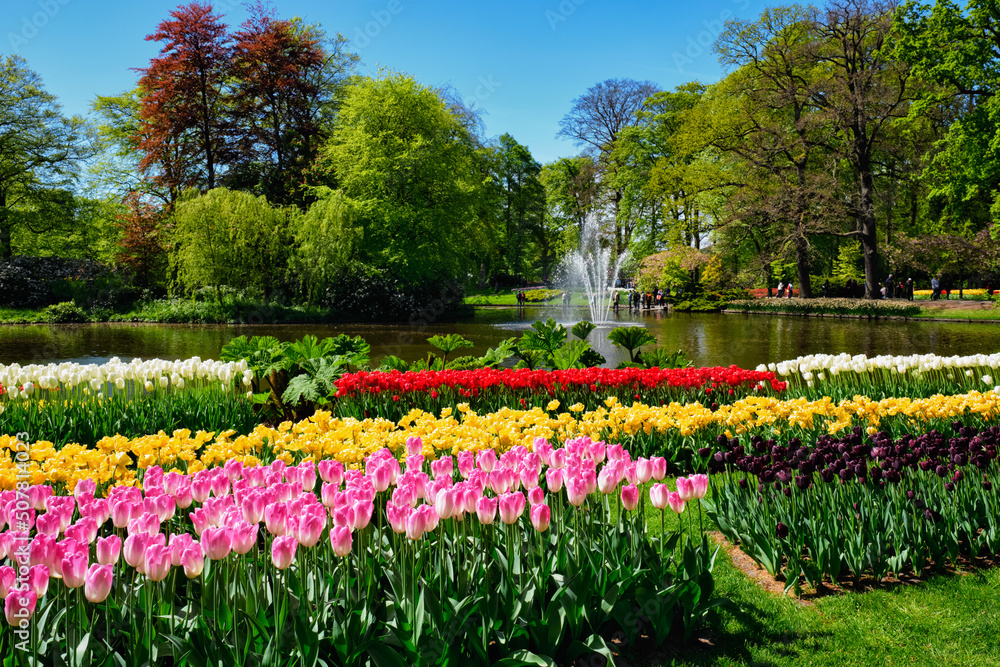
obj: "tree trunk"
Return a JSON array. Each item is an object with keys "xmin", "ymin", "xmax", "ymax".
[
  {"xmin": 857, "ymin": 153, "xmax": 880, "ymax": 300},
  {"xmin": 0, "ymin": 190, "xmax": 10, "ymax": 259},
  {"xmin": 795, "ymin": 232, "xmax": 812, "ymax": 298}
]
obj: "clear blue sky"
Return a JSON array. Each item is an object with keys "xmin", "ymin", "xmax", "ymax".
[{"xmin": 2, "ymin": 0, "xmax": 769, "ymax": 165}]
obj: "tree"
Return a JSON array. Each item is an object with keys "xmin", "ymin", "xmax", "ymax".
[
  {"xmin": 135, "ymin": 2, "xmax": 232, "ymax": 199},
  {"xmin": 114, "ymin": 192, "xmax": 168, "ymax": 287},
  {"xmin": 289, "ymin": 187, "xmax": 362, "ymax": 304},
  {"xmin": 171, "ymin": 187, "xmax": 290, "ymax": 299},
  {"xmin": 489, "ymin": 134, "xmax": 546, "ymax": 280},
  {"xmin": 557, "ymin": 78, "xmax": 661, "ymax": 256},
  {"xmin": 895, "ymin": 0, "xmax": 1000, "ymax": 230},
  {"xmin": 0, "ymin": 56, "xmax": 94, "ymax": 258},
  {"xmin": 229, "ymin": 5, "xmax": 356, "ymax": 205},
  {"xmin": 319, "ymin": 72, "xmax": 492, "ymax": 289},
  {"xmin": 540, "ymin": 155, "xmax": 601, "ymax": 236}
]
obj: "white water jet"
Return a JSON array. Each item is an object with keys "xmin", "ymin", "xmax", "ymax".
[{"xmin": 561, "ymin": 213, "xmax": 629, "ymax": 324}]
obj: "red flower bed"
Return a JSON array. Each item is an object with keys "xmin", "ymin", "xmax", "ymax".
[
  {"xmin": 335, "ymin": 366, "xmax": 785, "ymax": 399},
  {"xmin": 746, "ymin": 288, "xmax": 798, "ymax": 298}
]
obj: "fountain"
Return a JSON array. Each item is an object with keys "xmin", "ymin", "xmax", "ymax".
[{"xmin": 561, "ymin": 212, "xmax": 629, "ymax": 324}]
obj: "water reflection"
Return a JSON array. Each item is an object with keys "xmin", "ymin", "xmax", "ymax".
[{"xmin": 0, "ymin": 309, "xmax": 998, "ymax": 369}]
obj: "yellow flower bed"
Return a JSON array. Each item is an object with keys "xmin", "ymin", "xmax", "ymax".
[{"xmin": 3, "ymin": 391, "xmax": 999, "ymax": 491}]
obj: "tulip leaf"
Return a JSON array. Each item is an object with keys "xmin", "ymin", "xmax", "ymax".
[
  {"xmin": 368, "ymin": 642, "xmax": 410, "ymax": 667},
  {"xmin": 493, "ymin": 650, "xmax": 556, "ymax": 666}
]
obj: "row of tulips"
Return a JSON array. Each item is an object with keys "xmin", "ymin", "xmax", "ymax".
[
  {"xmin": 759, "ymin": 352, "xmax": 1000, "ymax": 400},
  {"xmin": 329, "ymin": 366, "xmax": 787, "ymax": 420},
  {"xmin": 705, "ymin": 422, "xmax": 1000, "ymax": 593},
  {"xmin": 0, "ymin": 437, "xmax": 721, "ymax": 666},
  {"xmin": 5, "ymin": 388, "xmax": 1000, "ymax": 493},
  {"xmin": 0, "ymin": 357, "xmax": 257, "ymax": 447}
]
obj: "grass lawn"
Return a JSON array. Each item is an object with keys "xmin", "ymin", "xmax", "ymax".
[
  {"xmin": 914, "ymin": 308, "xmax": 1000, "ymax": 320},
  {"xmin": 0, "ymin": 306, "xmax": 49, "ymax": 323},
  {"xmin": 624, "ymin": 481, "xmax": 1000, "ymax": 667}
]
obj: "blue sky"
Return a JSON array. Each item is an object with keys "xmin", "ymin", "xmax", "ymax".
[{"xmin": 3, "ymin": 0, "xmax": 769, "ymax": 165}]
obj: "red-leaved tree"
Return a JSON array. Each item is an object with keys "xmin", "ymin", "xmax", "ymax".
[
  {"xmin": 135, "ymin": 2, "xmax": 231, "ymax": 200},
  {"xmin": 230, "ymin": 3, "xmax": 325, "ymax": 204},
  {"xmin": 114, "ymin": 192, "xmax": 168, "ymax": 287}
]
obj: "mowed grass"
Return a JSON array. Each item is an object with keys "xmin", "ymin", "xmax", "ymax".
[
  {"xmin": 624, "ymin": 479, "xmax": 1000, "ymax": 667},
  {"xmin": 914, "ymin": 308, "xmax": 1000, "ymax": 320}
]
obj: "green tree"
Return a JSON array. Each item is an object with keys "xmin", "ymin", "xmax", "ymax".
[
  {"xmin": 319, "ymin": 72, "xmax": 492, "ymax": 289},
  {"xmin": 171, "ymin": 187, "xmax": 290, "ymax": 300},
  {"xmin": 289, "ymin": 187, "xmax": 362, "ymax": 304},
  {"xmin": 895, "ymin": 0, "xmax": 1000, "ymax": 231},
  {"xmin": 489, "ymin": 133, "xmax": 546, "ymax": 281},
  {"xmin": 0, "ymin": 55, "xmax": 95, "ymax": 258}
]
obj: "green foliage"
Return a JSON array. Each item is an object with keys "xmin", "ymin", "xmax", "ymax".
[
  {"xmin": 640, "ymin": 347, "xmax": 690, "ymax": 369},
  {"xmin": 320, "ymin": 72, "xmax": 492, "ymax": 289},
  {"xmin": 607, "ymin": 326, "xmax": 657, "ymax": 362},
  {"xmin": 42, "ymin": 301, "xmax": 89, "ymax": 323},
  {"xmin": 171, "ymin": 188, "xmax": 291, "ymax": 299},
  {"xmin": 570, "ymin": 320, "xmax": 596, "ymax": 340},
  {"xmin": 726, "ymin": 298, "xmax": 922, "ymax": 317},
  {"xmin": 478, "ymin": 337, "xmax": 518, "ymax": 368},
  {"xmin": 833, "ymin": 241, "xmax": 864, "ymax": 282},
  {"xmin": 426, "ymin": 333, "xmax": 474, "ymax": 365},
  {"xmin": 517, "ymin": 318, "xmax": 568, "ymax": 361},
  {"xmin": 377, "ymin": 355, "xmax": 410, "ymax": 372},
  {"xmin": 289, "ymin": 187, "xmax": 362, "ymax": 304}
]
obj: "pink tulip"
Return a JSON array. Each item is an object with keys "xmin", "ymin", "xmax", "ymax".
[
  {"xmin": 163, "ymin": 471, "xmax": 184, "ymax": 495},
  {"xmin": 530, "ymin": 503, "xmax": 551, "ymax": 532},
  {"xmin": 29, "ymin": 533, "xmax": 56, "ymax": 569},
  {"xmin": 27, "ymin": 485, "xmax": 53, "ymax": 510},
  {"xmin": 5, "ymin": 589, "xmax": 38, "ymax": 626},
  {"xmin": 96, "ymin": 535, "xmax": 121, "ymax": 566},
  {"xmin": 566, "ymin": 477, "xmax": 588, "ymax": 507},
  {"xmin": 545, "ymin": 468, "xmax": 564, "ymax": 493},
  {"xmin": 264, "ymin": 503, "xmax": 289, "ymax": 536},
  {"xmin": 476, "ymin": 449, "xmax": 497, "ymax": 473},
  {"xmin": 231, "ymin": 521, "xmax": 258, "ymax": 555},
  {"xmin": 353, "ymin": 501, "xmax": 374, "ymax": 530},
  {"xmin": 62, "ymin": 552, "xmax": 87, "ymax": 589},
  {"xmin": 434, "ymin": 488, "xmax": 456, "ymax": 520},
  {"xmin": 189, "ymin": 509, "xmax": 209, "ymax": 537},
  {"xmin": 650, "ymin": 457, "xmax": 667, "ymax": 481},
  {"xmin": 201, "ymin": 527, "xmax": 233, "ymax": 561},
  {"xmin": 405, "ymin": 509, "xmax": 428, "ymax": 540},
  {"xmin": 583, "ymin": 470, "xmax": 598, "ymax": 495},
  {"xmin": 405, "ymin": 436, "xmax": 423, "ymax": 457},
  {"xmin": 144, "ymin": 544, "xmax": 172, "ymax": 582},
  {"xmin": 271, "ymin": 535, "xmax": 297, "ymax": 570},
  {"xmin": 330, "ymin": 525, "xmax": 353, "ymax": 556},
  {"xmin": 35, "ymin": 512, "xmax": 61, "ymax": 537},
  {"xmin": 74, "ymin": 478, "xmax": 97, "ymax": 500},
  {"xmin": 666, "ymin": 491, "xmax": 686, "ymax": 514},
  {"xmin": 597, "ymin": 467, "xmax": 619, "ymax": 495},
  {"xmin": 318, "ymin": 460, "xmax": 344, "ymax": 485},
  {"xmin": 689, "ymin": 474, "xmax": 709, "ymax": 500},
  {"xmin": 498, "ymin": 492, "xmax": 526, "ymax": 525},
  {"xmin": 649, "ymin": 484, "xmax": 668, "ymax": 510},
  {"xmin": 431, "ymin": 457, "xmax": 453, "ymax": 480},
  {"xmin": 181, "ymin": 547, "xmax": 204, "ymax": 578},
  {"xmin": 370, "ymin": 464, "xmax": 392, "ymax": 492},
  {"xmin": 297, "ymin": 513, "xmax": 325, "ymax": 548},
  {"xmin": 528, "ymin": 486, "xmax": 545, "ymax": 506},
  {"xmin": 128, "ymin": 512, "xmax": 160, "ymax": 537},
  {"xmin": 621, "ymin": 484, "xmax": 639, "ymax": 511},
  {"xmin": 123, "ymin": 533, "xmax": 150, "ymax": 570},
  {"xmin": 169, "ymin": 533, "xmax": 196, "ymax": 566},
  {"xmin": 84, "ymin": 564, "xmax": 113, "ymax": 603},
  {"xmin": 635, "ymin": 458, "xmax": 653, "ymax": 484},
  {"xmin": 406, "ymin": 454, "xmax": 424, "ymax": 472},
  {"xmin": 27, "ymin": 565, "xmax": 48, "ymax": 597},
  {"xmin": 476, "ymin": 496, "xmax": 497, "ymax": 525},
  {"xmin": 80, "ymin": 498, "xmax": 110, "ymax": 527},
  {"xmin": 0, "ymin": 567, "xmax": 14, "ymax": 598},
  {"xmin": 191, "ymin": 477, "xmax": 212, "ymax": 504},
  {"xmin": 457, "ymin": 451, "xmax": 475, "ymax": 478},
  {"xmin": 386, "ymin": 503, "xmax": 411, "ymax": 534},
  {"xmin": 110, "ymin": 500, "xmax": 140, "ymax": 529},
  {"xmin": 676, "ymin": 477, "xmax": 695, "ymax": 502}
]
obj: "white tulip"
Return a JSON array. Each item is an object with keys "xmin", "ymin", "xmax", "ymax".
[
  {"xmin": 159, "ymin": 376, "xmax": 169, "ymax": 389},
  {"xmin": 144, "ymin": 380, "xmax": 154, "ymax": 392}
]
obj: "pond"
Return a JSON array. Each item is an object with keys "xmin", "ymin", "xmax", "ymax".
[{"xmin": 0, "ymin": 306, "xmax": 999, "ymax": 369}]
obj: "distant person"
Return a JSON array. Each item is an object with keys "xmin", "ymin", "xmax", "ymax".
[
  {"xmin": 906, "ymin": 277, "xmax": 913, "ymax": 300},
  {"xmin": 777, "ymin": 281, "xmax": 785, "ymax": 298},
  {"xmin": 786, "ymin": 282, "xmax": 794, "ymax": 298},
  {"xmin": 822, "ymin": 279, "xmax": 830, "ymax": 298},
  {"xmin": 613, "ymin": 291, "xmax": 620, "ymax": 313},
  {"xmin": 931, "ymin": 276, "xmax": 940, "ymax": 300}
]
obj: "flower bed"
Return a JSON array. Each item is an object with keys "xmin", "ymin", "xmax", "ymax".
[
  {"xmin": 6, "ymin": 390, "xmax": 1000, "ymax": 492},
  {"xmin": 759, "ymin": 352, "xmax": 1000, "ymax": 400},
  {"xmin": 0, "ymin": 357, "xmax": 256, "ymax": 447},
  {"xmin": 332, "ymin": 366, "xmax": 786, "ymax": 419},
  {"xmin": 0, "ymin": 437, "xmax": 719, "ymax": 665},
  {"xmin": 726, "ymin": 297, "xmax": 921, "ymax": 317},
  {"xmin": 706, "ymin": 422, "xmax": 1000, "ymax": 592}
]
